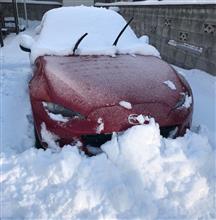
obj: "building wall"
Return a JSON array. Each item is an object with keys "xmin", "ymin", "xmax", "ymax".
[{"xmin": 100, "ymin": 4, "xmax": 216, "ymax": 75}]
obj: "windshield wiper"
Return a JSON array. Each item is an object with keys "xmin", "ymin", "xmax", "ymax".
[
  {"xmin": 113, "ymin": 17, "xmax": 134, "ymax": 46},
  {"xmin": 73, "ymin": 33, "xmax": 88, "ymax": 55}
]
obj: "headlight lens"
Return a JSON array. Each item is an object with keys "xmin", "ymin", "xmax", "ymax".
[
  {"xmin": 42, "ymin": 102, "xmax": 85, "ymax": 120},
  {"xmin": 175, "ymin": 93, "xmax": 186, "ymax": 109},
  {"xmin": 174, "ymin": 91, "xmax": 192, "ymax": 110}
]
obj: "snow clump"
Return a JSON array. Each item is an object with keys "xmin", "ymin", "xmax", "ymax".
[
  {"xmin": 96, "ymin": 117, "xmax": 104, "ymax": 134},
  {"xmin": 41, "ymin": 122, "xmax": 60, "ymax": 152},
  {"xmin": 183, "ymin": 94, "xmax": 193, "ymax": 108},
  {"xmin": 163, "ymin": 80, "xmax": 176, "ymax": 90},
  {"xmin": 139, "ymin": 35, "xmax": 149, "ymax": 44},
  {"xmin": 119, "ymin": 100, "xmax": 132, "ymax": 109}
]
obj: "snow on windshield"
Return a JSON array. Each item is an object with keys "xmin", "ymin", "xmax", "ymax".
[{"xmin": 29, "ymin": 6, "xmax": 160, "ymax": 62}]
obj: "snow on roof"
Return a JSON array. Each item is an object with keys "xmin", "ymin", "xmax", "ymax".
[
  {"xmin": 25, "ymin": 6, "xmax": 160, "ymax": 62},
  {"xmin": 96, "ymin": 0, "xmax": 216, "ymax": 6}
]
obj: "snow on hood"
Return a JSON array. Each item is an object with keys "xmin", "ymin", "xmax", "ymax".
[{"xmin": 26, "ymin": 6, "xmax": 160, "ymax": 62}]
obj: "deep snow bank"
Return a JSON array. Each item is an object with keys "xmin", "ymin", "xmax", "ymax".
[
  {"xmin": 1, "ymin": 119, "xmax": 214, "ymax": 219},
  {"xmin": 174, "ymin": 66, "xmax": 216, "ymax": 147},
  {"xmin": 24, "ymin": 6, "xmax": 160, "ymax": 62}
]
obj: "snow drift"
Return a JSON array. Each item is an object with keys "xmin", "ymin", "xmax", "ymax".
[{"xmin": 1, "ymin": 119, "xmax": 214, "ymax": 219}]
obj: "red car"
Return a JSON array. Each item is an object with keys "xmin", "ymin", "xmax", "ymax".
[{"xmin": 20, "ymin": 7, "xmax": 193, "ymax": 150}]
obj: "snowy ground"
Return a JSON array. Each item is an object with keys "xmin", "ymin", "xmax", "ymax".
[{"xmin": 1, "ymin": 23, "xmax": 216, "ymax": 219}]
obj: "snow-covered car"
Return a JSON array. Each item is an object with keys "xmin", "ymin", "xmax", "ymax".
[{"xmin": 20, "ymin": 6, "xmax": 193, "ymax": 150}]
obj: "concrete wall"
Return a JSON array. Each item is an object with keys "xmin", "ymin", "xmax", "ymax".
[{"xmin": 99, "ymin": 4, "xmax": 216, "ymax": 75}]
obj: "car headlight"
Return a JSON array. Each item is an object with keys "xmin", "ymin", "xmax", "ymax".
[
  {"xmin": 42, "ymin": 102, "xmax": 85, "ymax": 120},
  {"xmin": 174, "ymin": 92, "xmax": 192, "ymax": 110},
  {"xmin": 175, "ymin": 93, "xmax": 186, "ymax": 109}
]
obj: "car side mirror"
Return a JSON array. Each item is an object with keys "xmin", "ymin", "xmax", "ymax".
[{"xmin": 19, "ymin": 34, "xmax": 35, "ymax": 53}]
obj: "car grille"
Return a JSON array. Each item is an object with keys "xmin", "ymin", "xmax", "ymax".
[
  {"xmin": 82, "ymin": 134, "xmax": 112, "ymax": 147},
  {"xmin": 160, "ymin": 125, "xmax": 178, "ymax": 138},
  {"xmin": 82, "ymin": 125, "xmax": 178, "ymax": 148}
]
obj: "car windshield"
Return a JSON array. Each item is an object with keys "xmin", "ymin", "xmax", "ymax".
[{"xmin": 28, "ymin": 6, "xmax": 160, "ymax": 62}]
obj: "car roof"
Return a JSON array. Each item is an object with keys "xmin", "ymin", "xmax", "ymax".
[{"xmin": 28, "ymin": 6, "xmax": 160, "ymax": 62}]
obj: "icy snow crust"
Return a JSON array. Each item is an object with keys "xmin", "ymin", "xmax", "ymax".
[
  {"xmin": 29, "ymin": 6, "xmax": 160, "ymax": 62},
  {"xmin": 1, "ymin": 21, "xmax": 216, "ymax": 219}
]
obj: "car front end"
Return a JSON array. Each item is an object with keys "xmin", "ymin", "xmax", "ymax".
[{"xmin": 30, "ymin": 55, "xmax": 193, "ymax": 149}]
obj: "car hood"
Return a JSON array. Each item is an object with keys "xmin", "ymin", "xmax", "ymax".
[{"xmin": 41, "ymin": 55, "xmax": 186, "ymax": 114}]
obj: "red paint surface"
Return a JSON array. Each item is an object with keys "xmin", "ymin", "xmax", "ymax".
[{"xmin": 29, "ymin": 55, "xmax": 193, "ymax": 147}]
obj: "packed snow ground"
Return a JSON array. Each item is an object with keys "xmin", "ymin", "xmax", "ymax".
[{"xmin": 1, "ymin": 22, "xmax": 216, "ymax": 219}]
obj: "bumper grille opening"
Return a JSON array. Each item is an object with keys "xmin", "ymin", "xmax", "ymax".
[
  {"xmin": 160, "ymin": 125, "xmax": 178, "ymax": 138},
  {"xmin": 82, "ymin": 125, "xmax": 179, "ymax": 149},
  {"xmin": 82, "ymin": 134, "xmax": 112, "ymax": 148}
]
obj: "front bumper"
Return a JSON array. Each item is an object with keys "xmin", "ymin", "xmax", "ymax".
[{"xmin": 31, "ymin": 100, "xmax": 193, "ymax": 147}]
